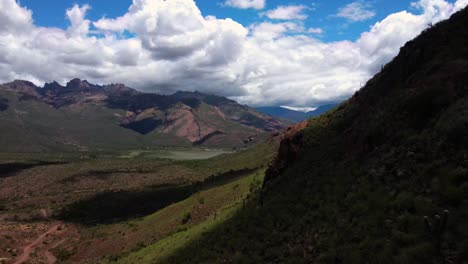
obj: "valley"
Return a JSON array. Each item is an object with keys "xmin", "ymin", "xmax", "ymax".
[
  {"xmin": 1, "ymin": 1, "xmax": 468, "ymax": 263},
  {"xmin": 0, "ymin": 142, "xmax": 276, "ymax": 263},
  {"xmin": 0, "ymin": 75, "xmax": 289, "ymax": 264}
]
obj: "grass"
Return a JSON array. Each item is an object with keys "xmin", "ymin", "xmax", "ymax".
[
  {"xmin": 115, "ymin": 149, "xmax": 233, "ymax": 160},
  {"xmin": 46, "ymin": 169, "xmax": 265, "ymax": 263},
  {"xmin": 0, "ymin": 148, "xmax": 231, "ymax": 164},
  {"xmin": 0, "ymin": 88, "xmax": 282, "ymax": 152},
  {"xmin": 0, "ymin": 141, "xmax": 276, "ymax": 263},
  {"xmin": 111, "ymin": 171, "xmax": 261, "ymax": 264},
  {"xmin": 116, "ymin": 204, "xmax": 240, "ymax": 264},
  {"xmin": 0, "ymin": 141, "xmax": 275, "ymax": 219}
]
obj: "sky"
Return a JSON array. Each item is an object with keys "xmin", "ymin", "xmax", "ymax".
[{"xmin": 1, "ymin": 0, "xmax": 467, "ymax": 108}]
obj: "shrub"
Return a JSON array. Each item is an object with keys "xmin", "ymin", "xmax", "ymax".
[{"xmin": 181, "ymin": 211, "xmax": 191, "ymax": 224}]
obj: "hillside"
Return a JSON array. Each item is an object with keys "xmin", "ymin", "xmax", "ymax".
[
  {"xmin": 256, "ymin": 104, "xmax": 338, "ymax": 122},
  {"xmin": 0, "ymin": 80, "xmax": 288, "ymax": 151},
  {"xmin": 0, "ymin": 140, "xmax": 278, "ymax": 263},
  {"xmin": 158, "ymin": 7, "xmax": 468, "ymax": 264}
]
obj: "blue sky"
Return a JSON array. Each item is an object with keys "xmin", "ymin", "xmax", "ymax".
[
  {"xmin": 2, "ymin": 0, "xmax": 466, "ymax": 107},
  {"xmin": 19, "ymin": 0, "xmax": 432, "ymax": 42}
]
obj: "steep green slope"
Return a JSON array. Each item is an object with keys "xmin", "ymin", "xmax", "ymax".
[
  {"xmin": 161, "ymin": 7, "xmax": 468, "ymax": 264},
  {"xmin": 0, "ymin": 89, "xmax": 149, "ymax": 152},
  {"xmin": 110, "ymin": 171, "xmax": 263, "ymax": 264}
]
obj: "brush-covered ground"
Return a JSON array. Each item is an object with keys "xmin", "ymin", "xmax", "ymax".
[{"xmin": 0, "ymin": 141, "xmax": 276, "ymax": 263}]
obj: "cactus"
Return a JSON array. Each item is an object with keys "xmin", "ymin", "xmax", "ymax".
[{"xmin": 424, "ymin": 210, "xmax": 449, "ymax": 261}]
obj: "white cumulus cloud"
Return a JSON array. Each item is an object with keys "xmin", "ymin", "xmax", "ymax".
[
  {"xmin": 336, "ymin": 1, "xmax": 376, "ymax": 22},
  {"xmin": 261, "ymin": 5, "xmax": 308, "ymax": 20},
  {"xmin": 308, "ymin": 28, "xmax": 324, "ymax": 34},
  {"xmin": 0, "ymin": 0, "xmax": 33, "ymax": 33},
  {"xmin": 0, "ymin": 0, "xmax": 467, "ymax": 108},
  {"xmin": 66, "ymin": 4, "xmax": 91, "ymax": 36},
  {"xmin": 224, "ymin": 0, "xmax": 266, "ymax": 10}
]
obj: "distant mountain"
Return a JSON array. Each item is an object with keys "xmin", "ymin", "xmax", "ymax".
[
  {"xmin": 256, "ymin": 104, "xmax": 338, "ymax": 122},
  {"xmin": 0, "ymin": 79, "xmax": 289, "ymax": 152}
]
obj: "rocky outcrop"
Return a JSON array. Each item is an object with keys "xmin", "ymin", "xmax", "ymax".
[
  {"xmin": 162, "ymin": 104, "xmax": 201, "ymax": 142},
  {"xmin": 263, "ymin": 120, "xmax": 309, "ymax": 187},
  {"xmin": 3, "ymin": 80, "xmax": 40, "ymax": 99},
  {"xmin": 192, "ymin": 131, "xmax": 226, "ymax": 146}
]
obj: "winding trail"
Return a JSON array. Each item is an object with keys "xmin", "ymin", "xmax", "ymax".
[{"xmin": 13, "ymin": 221, "xmax": 62, "ymax": 264}]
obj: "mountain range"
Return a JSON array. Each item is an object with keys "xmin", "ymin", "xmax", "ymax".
[{"xmin": 0, "ymin": 79, "xmax": 289, "ymax": 152}]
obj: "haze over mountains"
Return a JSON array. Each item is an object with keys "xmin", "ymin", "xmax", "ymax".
[
  {"xmin": 0, "ymin": 79, "xmax": 289, "ymax": 151},
  {"xmin": 256, "ymin": 104, "xmax": 339, "ymax": 122}
]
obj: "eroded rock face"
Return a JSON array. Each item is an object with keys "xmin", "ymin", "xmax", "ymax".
[
  {"xmin": 162, "ymin": 104, "xmax": 218, "ymax": 143},
  {"xmin": 192, "ymin": 131, "xmax": 226, "ymax": 146},
  {"xmin": 104, "ymin": 83, "xmax": 140, "ymax": 97},
  {"xmin": 2, "ymin": 80, "xmax": 40, "ymax": 99},
  {"xmin": 66, "ymin": 79, "xmax": 93, "ymax": 90},
  {"xmin": 162, "ymin": 104, "xmax": 198, "ymax": 141},
  {"xmin": 263, "ymin": 120, "xmax": 310, "ymax": 187},
  {"xmin": 42, "ymin": 81, "xmax": 63, "ymax": 94}
]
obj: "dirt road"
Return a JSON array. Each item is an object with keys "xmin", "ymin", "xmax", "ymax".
[{"xmin": 13, "ymin": 221, "xmax": 62, "ymax": 264}]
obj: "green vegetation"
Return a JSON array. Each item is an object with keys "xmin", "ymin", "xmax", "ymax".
[
  {"xmin": 0, "ymin": 83, "xmax": 287, "ymax": 152},
  {"xmin": 0, "ymin": 140, "xmax": 276, "ymax": 262},
  {"xmin": 155, "ymin": 7, "xmax": 468, "ymax": 263},
  {"xmin": 112, "ymin": 171, "xmax": 262, "ymax": 264},
  {"xmin": 115, "ymin": 148, "xmax": 232, "ymax": 160},
  {"xmin": 0, "ymin": 141, "xmax": 276, "ymax": 216}
]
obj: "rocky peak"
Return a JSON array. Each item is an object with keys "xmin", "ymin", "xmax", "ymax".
[
  {"xmin": 7, "ymin": 80, "xmax": 38, "ymax": 89},
  {"xmin": 43, "ymin": 81, "xmax": 64, "ymax": 91},
  {"xmin": 103, "ymin": 83, "xmax": 140, "ymax": 97},
  {"xmin": 65, "ymin": 78, "xmax": 100, "ymax": 91},
  {"xmin": 2, "ymin": 80, "xmax": 39, "ymax": 97}
]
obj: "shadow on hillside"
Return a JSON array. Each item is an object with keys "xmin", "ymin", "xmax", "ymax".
[
  {"xmin": 0, "ymin": 98, "xmax": 9, "ymax": 111},
  {"xmin": 57, "ymin": 168, "xmax": 258, "ymax": 225},
  {"xmin": 0, "ymin": 161, "xmax": 66, "ymax": 178},
  {"xmin": 120, "ymin": 118, "xmax": 163, "ymax": 135},
  {"xmin": 58, "ymin": 184, "xmax": 192, "ymax": 225}
]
